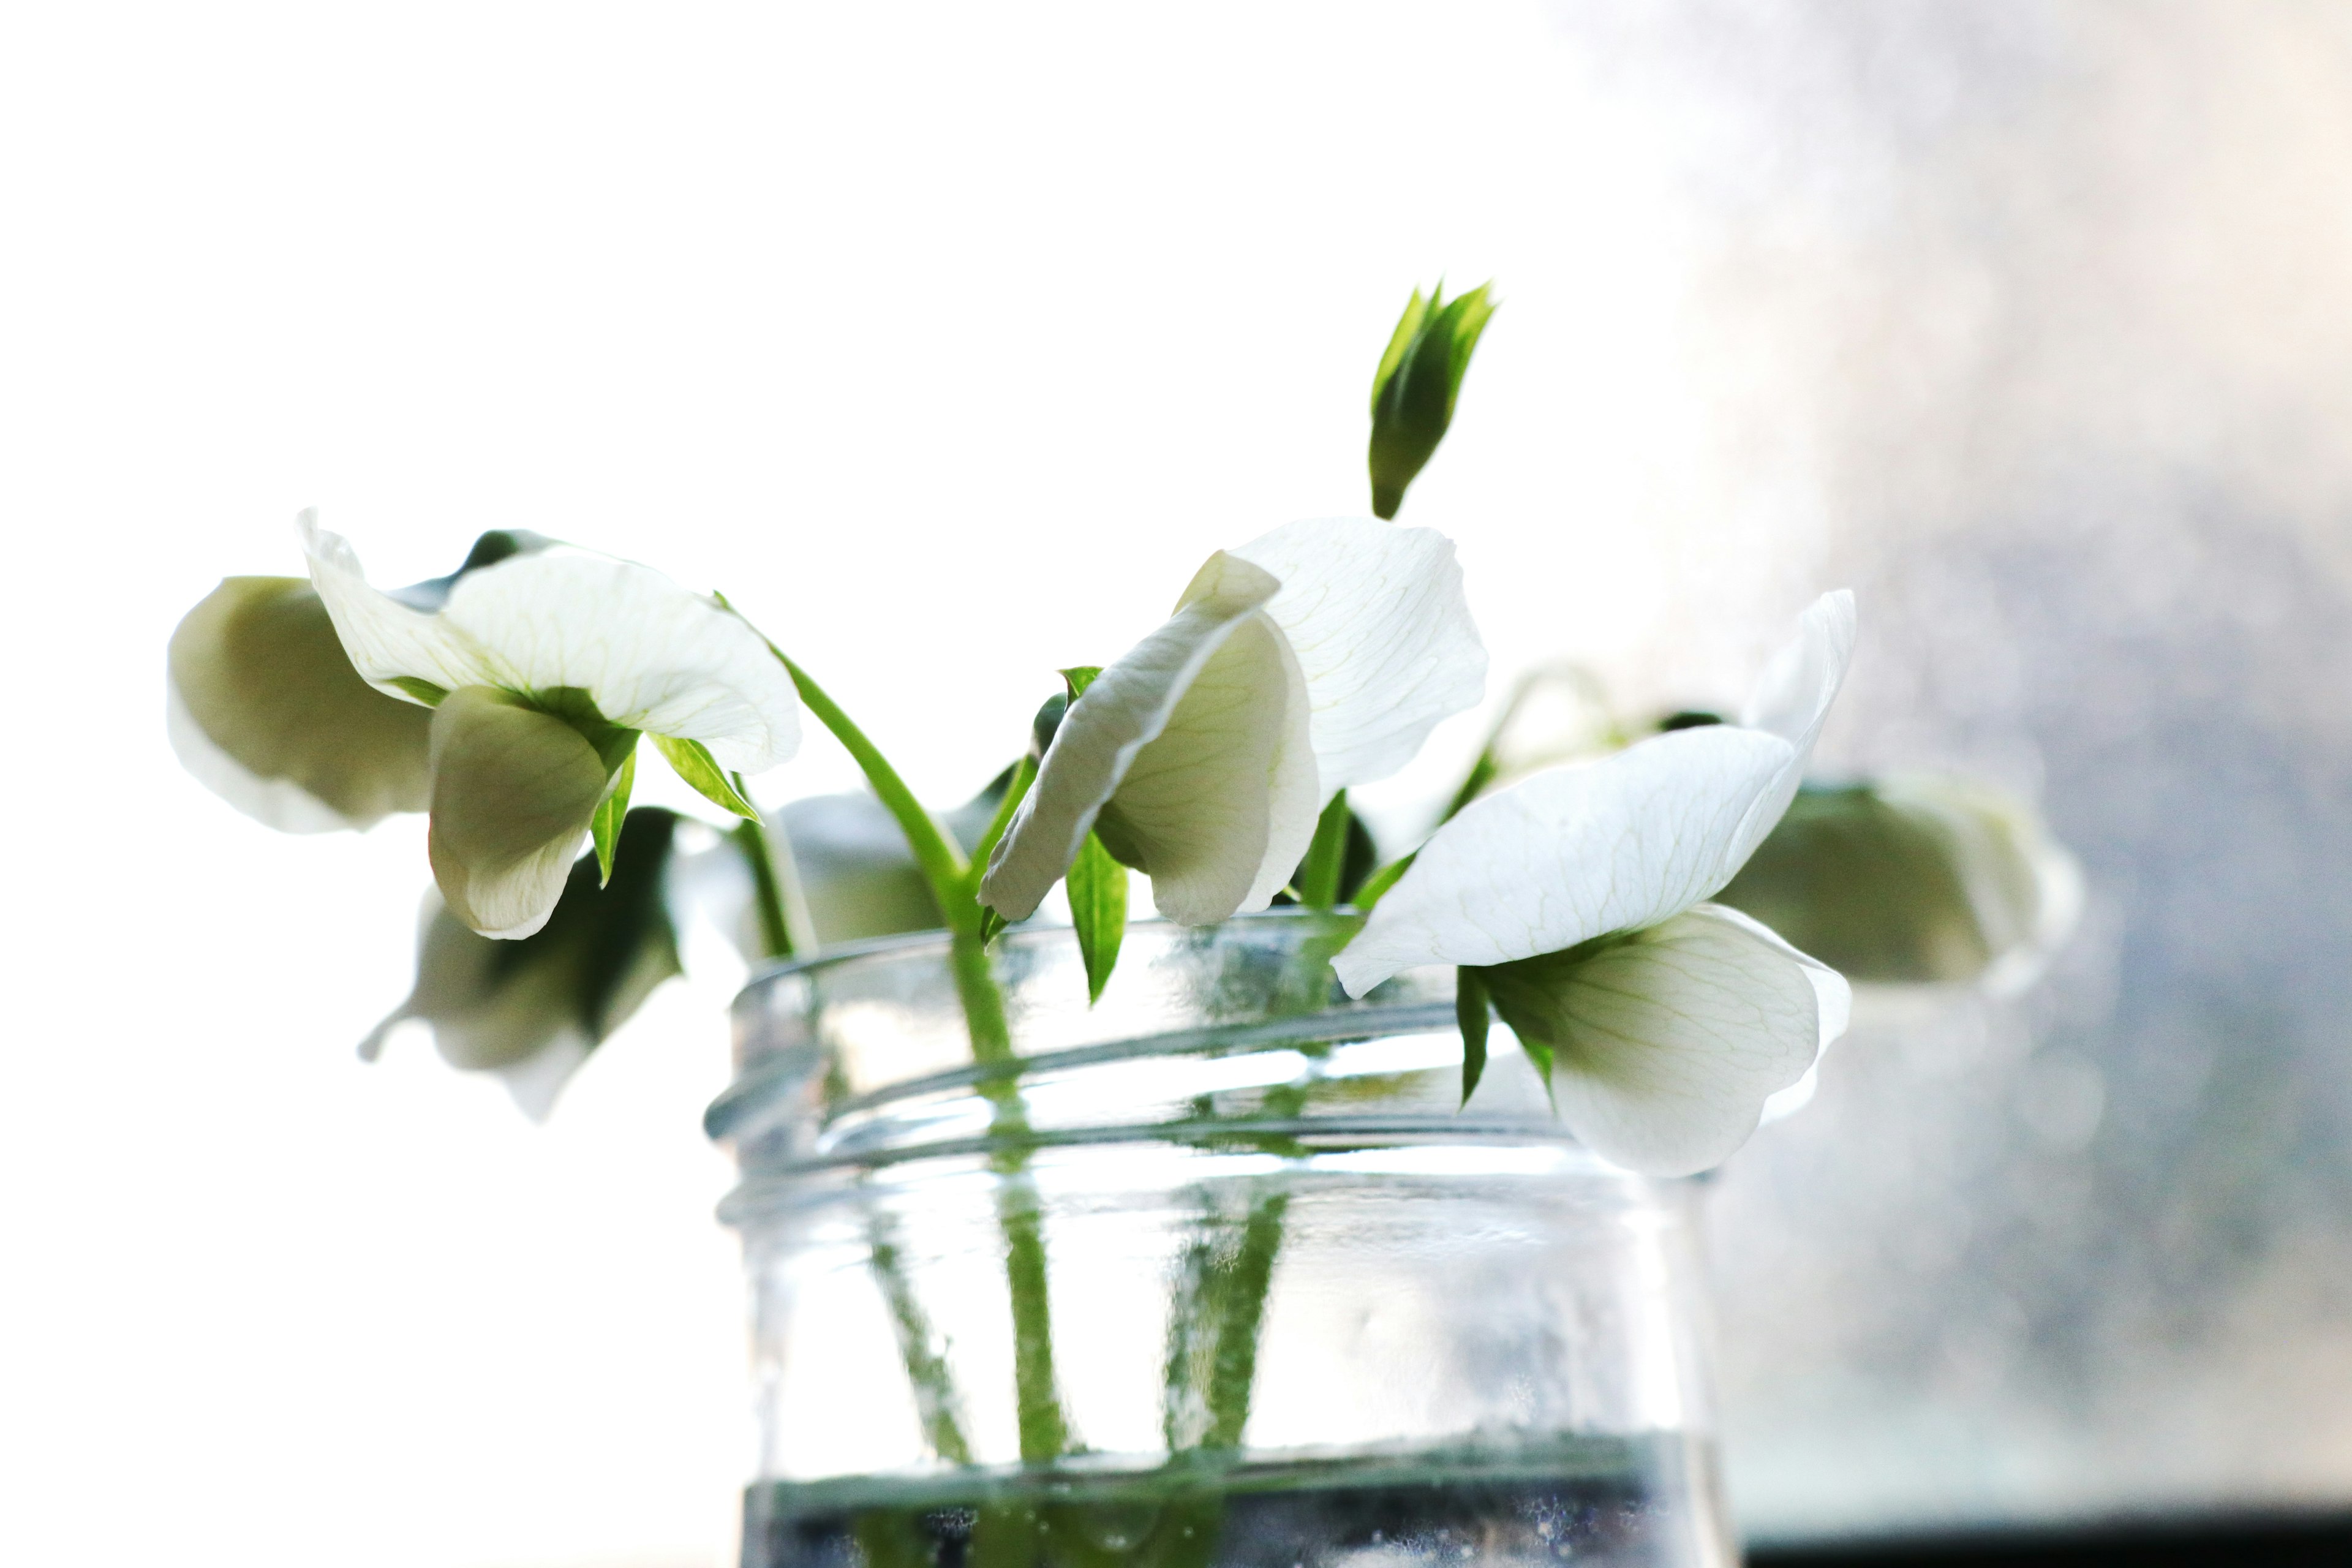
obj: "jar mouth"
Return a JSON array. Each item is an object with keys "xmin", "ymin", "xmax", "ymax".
[
  {"xmin": 733, "ymin": 906, "xmax": 1352, "ymax": 987},
  {"xmin": 708, "ymin": 911, "xmax": 1616, "ymax": 1198}
]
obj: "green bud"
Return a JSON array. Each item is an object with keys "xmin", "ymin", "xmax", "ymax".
[
  {"xmin": 363, "ymin": 808, "xmax": 684, "ymax": 1119},
  {"xmin": 1368, "ymin": 281, "xmax": 1497, "ymax": 519},
  {"xmin": 1714, "ymin": 775, "xmax": 2082, "ymax": 990}
]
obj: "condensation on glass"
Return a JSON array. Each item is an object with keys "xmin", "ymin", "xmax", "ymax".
[{"xmin": 710, "ymin": 913, "xmax": 1733, "ymax": 1568}]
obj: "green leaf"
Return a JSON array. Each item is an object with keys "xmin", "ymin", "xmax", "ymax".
[
  {"xmin": 1353, "ymin": 850, "xmax": 1416, "ymax": 911},
  {"xmin": 652, "ymin": 733, "xmax": 761, "ymax": 820},
  {"xmin": 1065, "ymin": 831, "xmax": 1128, "ymax": 1004},
  {"xmin": 591, "ymin": 747, "xmax": 636, "ymax": 888},
  {"xmin": 388, "ymin": 676, "xmax": 449, "ymax": 706},
  {"xmin": 977, "ymin": 904, "xmax": 1009, "ymax": 946},
  {"xmin": 1456, "ymin": 966, "xmax": 1491, "ymax": 1106},
  {"xmin": 1294, "ymin": 791, "xmax": 1353, "ymax": 910},
  {"xmin": 1367, "ymin": 279, "xmax": 1498, "ymax": 519}
]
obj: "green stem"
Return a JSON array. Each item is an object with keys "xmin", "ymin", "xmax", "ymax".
[
  {"xmin": 773, "ymin": 652, "xmax": 976, "ymax": 935},
  {"xmin": 869, "ymin": 1219, "xmax": 974, "ymax": 1465},
  {"xmin": 730, "ymin": 774, "xmax": 817, "ymax": 960},
  {"xmin": 762, "ymin": 644, "xmax": 1068, "ymax": 1463},
  {"xmin": 1294, "ymin": 791, "xmax": 1351, "ymax": 910},
  {"xmin": 1204, "ymin": 1192, "xmax": 1288, "ymax": 1449},
  {"xmin": 1353, "ymin": 851, "xmax": 1414, "ymax": 912}
]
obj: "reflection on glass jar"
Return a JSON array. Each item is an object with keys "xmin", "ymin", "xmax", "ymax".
[{"xmin": 710, "ymin": 911, "xmax": 1735, "ymax": 1568}]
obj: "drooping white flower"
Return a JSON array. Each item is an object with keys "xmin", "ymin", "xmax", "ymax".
[
  {"xmin": 300, "ymin": 511, "xmax": 801, "ymax": 939},
  {"xmin": 1715, "ymin": 771, "xmax": 2083, "ymax": 994},
  {"xmin": 1334, "ymin": 592, "xmax": 1858, "ymax": 1175},
  {"xmin": 981, "ymin": 516, "xmax": 1486, "ymax": 925}
]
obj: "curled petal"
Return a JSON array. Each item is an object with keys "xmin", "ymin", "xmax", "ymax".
[
  {"xmin": 1335, "ymin": 724, "xmax": 1795, "ymax": 995},
  {"xmin": 1733, "ymin": 589, "xmax": 1856, "ymax": 858},
  {"xmin": 301, "ymin": 511, "xmax": 798, "ymax": 771},
  {"xmin": 1481, "ymin": 904, "xmax": 1850, "ymax": 1176},
  {"xmin": 167, "ymin": 577, "xmax": 432, "ymax": 830},
  {"xmin": 981, "ymin": 552, "xmax": 1283, "ymax": 922},
  {"xmin": 1095, "ymin": 606, "xmax": 1317, "ymax": 922},
  {"xmin": 1231, "ymin": 516, "xmax": 1487, "ymax": 793},
  {"xmin": 426, "ymin": 688, "xmax": 617, "ymax": 939}
]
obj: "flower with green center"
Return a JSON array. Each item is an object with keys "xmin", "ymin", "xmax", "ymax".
[
  {"xmin": 1335, "ymin": 592, "xmax": 1858, "ymax": 1176},
  {"xmin": 299, "ymin": 511, "xmax": 800, "ymax": 939},
  {"xmin": 979, "ymin": 516, "xmax": 1487, "ymax": 927}
]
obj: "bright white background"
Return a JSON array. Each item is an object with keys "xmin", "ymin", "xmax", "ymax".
[{"xmin": 12, "ymin": 2, "xmax": 2348, "ymax": 1564}]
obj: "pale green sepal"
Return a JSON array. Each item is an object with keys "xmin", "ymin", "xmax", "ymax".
[
  {"xmin": 1066, "ymin": 832, "xmax": 1129, "ymax": 1005},
  {"xmin": 167, "ymin": 576, "xmax": 432, "ymax": 831},
  {"xmin": 591, "ymin": 747, "xmax": 637, "ymax": 887},
  {"xmin": 426, "ymin": 687, "xmax": 615, "ymax": 939},
  {"xmin": 652, "ymin": 733, "xmax": 761, "ymax": 820}
]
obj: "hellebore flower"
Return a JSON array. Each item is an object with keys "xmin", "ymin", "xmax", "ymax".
[
  {"xmin": 363, "ymin": 808, "xmax": 685, "ymax": 1120},
  {"xmin": 980, "ymin": 516, "xmax": 1487, "ymax": 926},
  {"xmin": 1716, "ymin": 772, "xmax": 2082, "ymax": 993},
  {"xmin": 300, "ymin": 511, "xmax": 800, "ymax": 939},
  {"xmin": 168, "ymin": 576, "xmax": 434, "ymax": 831},
  {"xmin": 1333, "ymin": 592, "xmax": 1858, "ymax": 1176}
]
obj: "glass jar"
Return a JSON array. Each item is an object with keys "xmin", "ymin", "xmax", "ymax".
[{"xmin": 709, "ymin": 910, "xmax": 1734, "ymax": 1568}]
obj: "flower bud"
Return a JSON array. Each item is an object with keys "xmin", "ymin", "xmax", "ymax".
[{"xmin": 1368, "ymin": 281, "xmax": 1496, "ymax": 519}]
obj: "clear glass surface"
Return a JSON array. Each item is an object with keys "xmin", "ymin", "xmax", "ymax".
[{"xmin": 712, "ymin": 911, "xmax": 1733, "ymax": 1568}]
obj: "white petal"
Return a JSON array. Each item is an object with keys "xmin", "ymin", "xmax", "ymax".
[
  {"xmin": 301, "ymin": 511, "xmax": 504, "ymax": 698},
  {"xmin": 439, "ymin": 552, "xmax": 798, "ymax": 771},
  {"xmin": 301, "ymin": 511, "xmax": 799, "ymax": 772},
  {"xmin": 1230, "ymin": 516, "xmax": 1487, "ymax": 793},
  {"xmin": 1335, "ymin": 723, "xmax": 1796, "ymax": 995},
  {"xmin": 1484, "ymin": 903, "xmax": 1850, "ymax": 1176},
  {"xmin": 981, "ymin": 552, "xmax": 1283, "ymax": 922},
  {"xmin": 1734, "ymin": 589, "xmax": 1857, "ymax": 854},
  {"xmin": 426, "ymin": 688, "xmax": 616, "ymax": 939},
  {"xmin": 167, "ymin": 679, "xmax": 358, "ymax": 834},
  {"xmin": 1097, "ymin": 606, "xmax": 1317, "ymax": 923},
  {"xmin": 167, "ymin": 574, "xmax": 433, "ymax": 831}
]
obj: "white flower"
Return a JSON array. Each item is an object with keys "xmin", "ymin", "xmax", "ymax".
[
  {"xmin": 981, "ymin": 517, "xmax": 1487, "ymax": 925},
  {"xmin": 301, "ymin": 511, "xmax": 801, "ymax": 939},
  {"xmin": 1716, "ymin": 771, "xmax": 2083, "ymax": 994},
  {"xmin": 1334, "ymin": 592, "xmax": 1858, "ymax": 1175}
]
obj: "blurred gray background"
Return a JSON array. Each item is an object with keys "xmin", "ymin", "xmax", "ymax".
[{"xmin": 1628, "ymin": 0, "xmax": 2352, "ymax": 1540}]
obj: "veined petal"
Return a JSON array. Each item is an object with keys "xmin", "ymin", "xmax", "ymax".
[
  {"xmin": 1733, "ymin": 589, "xmax": 1856, "ymax": 859},
  {"xmin": 301, "ymin": 512, "xmax": 799, "ymax": 772},
  {"xmin": 1230, "ymin": 516, "xmax": 1487, "ymax": 793},
  {"xmin": 981, "ymin": 552, "xmax": 1283, "ymax": 922},
  {"xmin": 1481, "ymin": 903, "xmax": 1850, "ymax": 1176},
  {"xmin": 168, "ymin": 576, "xmax": 434, "ymax": 831},
  {"xmin": 1096, "ymin": 606, "xmax": 1317, "ymax": 922},
  {"xmin": 301, "ymin": 512, "xmax": 505, "ymax": 698},
  {"xmin": 426, "ymin": 687, "xmax": 617, "ymax": 939},
  {"xmin": 1335, "ymin": 723, "xmax": 1795, "ymax": 995}
]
